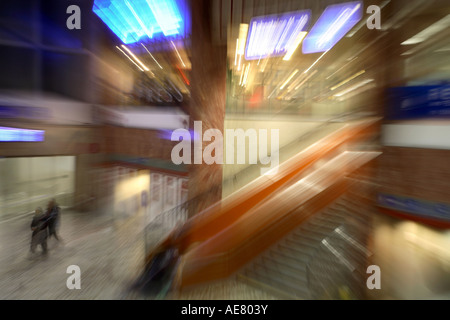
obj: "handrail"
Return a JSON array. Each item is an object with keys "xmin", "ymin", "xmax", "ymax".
[
  {"xmin": 147, "ymin": 118, "xmax": 379, "ymax": 261},
  {"xmin": 178, "ymin": 151, "xmax": 381, "ymax": 287}
]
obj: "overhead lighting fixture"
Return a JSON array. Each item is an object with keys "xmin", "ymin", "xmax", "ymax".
[
  {"xmin": 283, "ymin": 31, "xmax": 307, "ymax": 61},
  {"xmin": 245, "ymin": 10, "xmax": 311, "ymax": 60},
  {"xmin": 141, "ymin": 43, "xmax": 163, "ymax": 69},
  {"xmin": 238, "ymin": 24, "xmax": 249, "ymax": 55},
  {"xmin": 121, "ymin": 45, "xmax": 149, "ymax": 71},
  {"xmin": 116, "ymin": 46, "xmax": 144, "ymax": 71},
  {"xmin": 330, "ymin": 70, "xmax": 366, "ymax": 91},
  {"xmin": 302, "ymin": 1, "xmax": 363, "ymax": 54},
  {"xmin": 171, "ymin": 41, "xmax": 186, "ymax": 68},
  {"xmin": 92, "ymin": 0, "xmax": 184, "ymax": 44},
  {"xmin": 280, "ymin": 70, "xmax": 299, "ymax": 90},
  {"xmin": 401, "ymin": 14, "xmax": 450, "ymax": 45}
]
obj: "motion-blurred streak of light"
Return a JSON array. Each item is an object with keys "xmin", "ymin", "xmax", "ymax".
[
  {"xmin": 401, "ymin": 14, "xmax": 450, "ymax": 45},
  {"xmin": 242, "ymin": 63, "xmax": 251, "ymax": 87},
  {"xmin": 116, "ymin": 46, "xmax": 144, "ymax": 71},
  {"xmin": 295, "ymin": 70, "xmax": 318, "ymax": 90},
  {"xmin": 326, "ymin": 56, "xmax": 358, "ymax": 80},
  {"xmin": 334, "ymin": 78, "xmax": 374, "ymax": 97},
  {"xmin": 176, "ymin": 65, "xmax": 189, "ymax": 85},
  {"xmin": 283, "ymin": 31, "xmax": 307, "ymax": 61},
  {"xmin": 121, "ymin": 45, "xmax": 149, "ymax": 71},
  {"xmin": 234, "ymin": 38, "xmax": 239, "ymax": 66},
  {"xmin": 304, "ymin": 50, "xmax": 328, "ymax": 74},
  {"xmin": 141, "ymin": 43, "xmax": 163, "ymax": 69},
  {"xmin": 280, "ymin": 70, "xmax": 299, "ymax": 90},
  {"xmin": 171, "ymin": 41, "xmax": 186, "ymax": 68},
  {"xmin": 330, "ymin": 70, "xmax": 366, "ymax": 91}
]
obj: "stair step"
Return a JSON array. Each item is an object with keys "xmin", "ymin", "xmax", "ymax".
[
  {"xmin": 268, "ymin": 248, "xmax": 312, "ymax": 266},
  {"xmin": 246, "ymin": 266, "xmax": 310, "ymax": 299},
  {"xmin": 291, "ymin": 227, "xmax": 335, "ymax": 242},
  {"xmin": 279, "ymin": 240, "xmax": 318, "ymax": 257},
  {"xmin": 260, "ymin": 255, "xmax": 308, "ymax": 274},
  {"xmin": 252, "ymin": 262, "xmax": 307, "ymax": 285}
]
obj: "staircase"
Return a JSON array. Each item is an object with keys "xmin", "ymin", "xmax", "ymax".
[{"xmin": 238, "ymin": 186, "xmax": 374, "ymax": 300}]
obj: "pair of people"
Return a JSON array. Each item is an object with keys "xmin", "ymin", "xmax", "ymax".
[{"xmin": 30, "ymin": 199, "xmax": 61, "ymax": 255}]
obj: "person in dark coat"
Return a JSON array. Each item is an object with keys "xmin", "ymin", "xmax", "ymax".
[
  {"xmin": 30, "ymin": 207, "xmax": 48, "ymax": 255},
  {"xmin": 46, "ymin": 199, "xmax": 62, "ymax": 242}
]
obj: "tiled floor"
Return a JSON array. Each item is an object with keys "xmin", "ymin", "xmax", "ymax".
[{"xmin": 0, "ymin": 208, "xmax": 278, "ymax": 300}]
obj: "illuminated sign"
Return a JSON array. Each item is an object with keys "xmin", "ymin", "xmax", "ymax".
[
  {"xmin": 378, "ymin": 193, "xmax": 450, "ymax": 227},
  {"xmin": 0, "ymin": 126, "xmax": 45, "ymax": 142},
  {"xmin": 245, "ymin": 10, "xmax": 311, "ymax": 60},
  {"xmin": 92, "ymin": 0, "xmax": 185, "ymax": 44},
  {"xmin": 302, "ymin": 1, "xmax": 363, "ymax": 54}
]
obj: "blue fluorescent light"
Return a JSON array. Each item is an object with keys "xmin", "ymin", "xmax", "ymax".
[
  {"xmin": 92, "ymin": 0, "xmax": 184, "ymax": 44},
  {"xmin": 0, "ymin": 127, "xmax": 45, "ymax": 142},
  {"xmin": 245, "ymin": 10, "xmax": 311, "ymax": 60},
  {"xmin": 302, "ymin": 1, "xmax": 363, "ymax": 54}
]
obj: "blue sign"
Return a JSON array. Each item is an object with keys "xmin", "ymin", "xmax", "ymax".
[
  {"xmin": 245, "ymin": 10, "xmax": 311, "ymax": 60},
  {"xmin": 302, "ymin": 1, "xmax": 363, "ymax": 54},
  {"xmin": 386, "ymin": 86, "xmax": 450, "ymax": 119},
  {"xmin": 0, "ymin": 126, "xmax": 45, "ymax": 142},
  {"xmin": 378, "ymin": 193, "xmax": 450, "ymax": 223},
  {"xmin": 92, "ymin": 0, "xmax": 186, "ymax": 44},
  {"xmin": 0, "ymin": 106, "xmax": 50, "ymax": 120}
]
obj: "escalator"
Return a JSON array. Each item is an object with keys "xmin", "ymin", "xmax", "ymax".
[{"xmin": 141, "ymin": 117, "xmax": 381, "ymax": 298}]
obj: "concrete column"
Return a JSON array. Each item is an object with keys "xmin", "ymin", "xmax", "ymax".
[{"xmin": 188, "ymin": 0, "xmax": 227, "ymax": 216}]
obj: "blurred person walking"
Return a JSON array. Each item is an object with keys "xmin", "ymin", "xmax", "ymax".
[
  {"xmin": 30, "ymin": 207, "xmax": 48, "ymax": 256},
  {"xmin": 46, "ymin": 199, "xmax": 63, "ymax": 243}
]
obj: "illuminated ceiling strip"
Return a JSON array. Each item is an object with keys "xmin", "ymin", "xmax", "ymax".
[
  {"xmin": 304, "ymin": 50, "xmax": 328, "ymax": 74},
  {"xmin": 125, "ymin": 0, "xmax": 153, "ymax": 39},
  {"xmin": 280, "ymin": 70, "xmax": 299, "ymax": 90},
  {"xmin": 316, "ymin": 4, "xmax": 361, "ymax": 49},
  {"xmin": 171, "ymin": 41, "xmax": 186, "ymax": 68},
  {"xmin": 283, "ymin": 31, "xmax": 307, "ymax": 61},
  {"xmin": 245, "ymin": 11, "xmax": 311, "ymax": 60},
  {"xmin": 401, "ymin": 14, "xmax": 450, "ymax": 45},
  {"xmin": 330, "ymin": 70, "xmax": 366, "ymax": 91},
  {"xmin": 334, "ymin": 79, "xmax": 374, "ymax": 97},
  {"xmin": 116, "ymin": 46, "xmax": 144, "ymax": 71},
  {"xmin": 302, "ymin": 1, "xmax": 362, "ymax": 54},
  {"xmin": 141, "ymin": 43, "xmax": 163, "ymax": 69},
  {"xmin": 121, "ymin": 45, "xmax": 149, "ymax": 71},
  {"xmin": 145, "ymin": 0, "xmax": 182, "ymax": 36},
  {"xmin": 92, "ymin": 0, "xmax": 184, "ymax": 44},
  {"xmin": 238, "ymin": 24, "xmax": 249, "ymax": 55}
]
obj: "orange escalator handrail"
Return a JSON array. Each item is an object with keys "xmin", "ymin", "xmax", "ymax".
[
  {"xmin": 153, "ymin": 119, "xmax": 379, "ymax": 258},
  {"xmin": 179, "ymin": 151, "xmax": 381, "ymax": 287}
]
